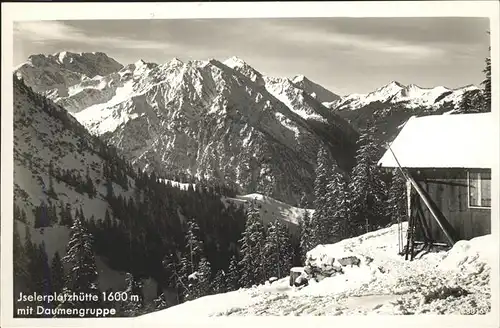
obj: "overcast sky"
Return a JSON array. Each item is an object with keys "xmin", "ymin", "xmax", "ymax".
[{"xmin": 13, "ymin": 18, "xmax": 490, "ymax": 95}]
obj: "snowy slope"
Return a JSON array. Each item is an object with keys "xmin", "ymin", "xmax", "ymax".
[
  {"xmin": 263, "ymin": 76, "xmax": 326, "ymax": 121},
  {"xmin": 138, "ymin": 223, "xmax": 493, "ymax": 317},
  {"xmin": 155, "ymin": 180, "xmax": 311, "ymax": 233},
  {"xmin": 291, "ymin": 74, "xmax": 341, "ymax": 104},
  {"xmin": 16, "ymin": 54, "xmax": 358, "ymax": 205},
  {"xmin": 13, "ymin": 78, "xmax": 158, "ymax": 301},
  {"xmin": 225, "ymin": 193, "xmax": 314, "ymax": 234}
]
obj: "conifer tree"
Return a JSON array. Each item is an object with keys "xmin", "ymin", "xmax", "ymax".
[
  {"xmin": 120, "ymin": 273, "xmax": 144, "ymax": 317},
  {"xmin": 226, "ymin": 255, "xmax": 240, "ymax": 292},
  {"xmin": 481, "ymin": 36, "xmax": 491, "ymax": 112},
  {"xmin": 20, "ymin": 208, "xmax": 28, "ymax": 224},
  {"xmin": 211, "ymin": 269, "xmax": 226, "ymax": 294},
  {"xmin": 104, "ymin": 208, "xmax": 112, "ymax": 230},
  {"xmin": 459, "ymin": 90, "xmax": 481, "ymax": 113},
  {"xmin": 48, "ymin": 161, "xmax": 57, "ymax": 199},
  {"xmin": 85, "ymin": 167, "xmax": 96, "ymax": 198},
  {"xmin": 238, "ymin": 200, "xmax": 266, "ymax": 287},
  {"xmin": 106, "ymin": 178, "xmax": 114, "ymax": 200},
  {"xmin": 263, "ymin": 221, "xmax": 280, "ymax": 279},
  {"xmin": 387, "ymin": 169, "xmax": 407, "ymax": 225},
  {"xmin": 26, "ymin": 243, "xmax": 51, "ymax": 296},
  {"xmin": 184, "ymin": 219, "xmax": 204, "ymax": 275},
  {"xmin": 14, "ymin": 203, "xmax": 21, "ymax": 222},
  {"xmin": 13, "ymin": 221, "xmax": 28, "ymax": 316},
  {"xmin": 349, "ymin": 124, "xmax": 387, "ymax": 235},
  {"xmin": 24, "ymin": 225, "xmax": 34, "ymax": 257},
  {"xmin": 192, "ymin": 257, "xmax": 211, "ymax": 299},
  {"xmin": 58, "ymin": 201, "xmax": 66, "ymax": 225},
  {"xmin": 59, "ymin": 216, "xmax": 100, "ymax": 311},
  {"xmin": 337, "ymin": 174, "xmax": 353, "ymax": 239},
  {"xmin": 311, "ymin": 145, "xmax": 334, "ymax": 246},
  {"xmin": 13, "ymin": 221, "xmax": 28, "ymax": 283},
  {"xmin": 326, "ymin": 168, "xmax": 352, "ymax": 242},
  {"xmin": 276, "ymin": 221, "xmax": 293, "ymax": 277},
  {"xmin": 262, "ymin": 219, "xmax": 293, "ymax": 279},
  {"xmin": 298, "ymin": 210, "xmax": 313, "ymax": 263},
  {"xmin": 163, "ymin": 253, "xmax": 185, "ymax": 303},
  {"xmin": 63, "ymin": 203, "xmax": 73, "ymax": 227}
]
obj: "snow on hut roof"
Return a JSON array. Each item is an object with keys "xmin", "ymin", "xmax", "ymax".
[{"xmin": 378, "ymin": 113, "xmax": 495, "ymax": 169}]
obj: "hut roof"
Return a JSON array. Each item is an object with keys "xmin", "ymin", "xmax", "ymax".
[{"xmin": 378, "ymin": 112, "xmax": 495, "ymax": 169}]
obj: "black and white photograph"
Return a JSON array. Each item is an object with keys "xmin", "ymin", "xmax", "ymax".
[{"xmin": 1, "ymin": 1, "xmax": 499, "ymax": 326}]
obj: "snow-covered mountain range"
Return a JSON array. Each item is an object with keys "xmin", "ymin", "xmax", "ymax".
[
  {"xmin": 14, "ymin": 51, "xmax": 480, "ymax": 202},
  {"xmin": 328, "ymin": 80, "xmax": 478, "ymax": 112},
  {"xmin": 15, "ymin": 52, "xmax": 358, "ymax": 205}
]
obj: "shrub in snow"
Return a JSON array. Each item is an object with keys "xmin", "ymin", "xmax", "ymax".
[
  {"xmin": 422, "ymin": 285, "xmax": 469, "ymax": 304},
  {"xmin": 338, "ymin": 256, "xmax": 361, "ymax": 267}
]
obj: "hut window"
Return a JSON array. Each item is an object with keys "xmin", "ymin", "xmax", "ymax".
[{"xmin": 468, "ymin": 171, "xmax": 491, "ymax": 208}]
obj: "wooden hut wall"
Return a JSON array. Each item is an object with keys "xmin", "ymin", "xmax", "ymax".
[{"xmin": 410, "ymin": 168, "xmax": 491, "ymax": 244}]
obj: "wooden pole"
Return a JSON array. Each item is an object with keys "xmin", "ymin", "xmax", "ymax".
[
  {"xmin": 385, "ymin": 143, "xmax": 456, "ymax": 246},
  {"xmin": 405, "ymin": 174, "xmax": 456, "ymax": 246}
]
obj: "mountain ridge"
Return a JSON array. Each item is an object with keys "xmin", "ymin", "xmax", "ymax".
[
  {"xmin": 14, "ymin": 52, "xmax": 359, "ymax": 205},
  {"xmin": 13, "ymin": 51, "xmax": 479, "ymax": 204}
]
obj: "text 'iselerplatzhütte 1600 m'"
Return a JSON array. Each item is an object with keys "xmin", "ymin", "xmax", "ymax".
[{"xmin": 16, "ymin": 291, "xmax": 140, "ymax": 317}]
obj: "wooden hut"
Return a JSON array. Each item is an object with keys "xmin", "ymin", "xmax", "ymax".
[{"xmin": 378, "ymin": 113, "xmax": 494, "ymax": 257}]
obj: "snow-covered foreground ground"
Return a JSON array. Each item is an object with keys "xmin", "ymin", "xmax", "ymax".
[{"xmin": 139, "ymin": 223, "xmax": 493, "ymax": 318}]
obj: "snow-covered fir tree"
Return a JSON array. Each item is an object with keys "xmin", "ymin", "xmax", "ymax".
[
  {"xmin": 184, "ymin": 218, "xmax": 204, "ymax": 275},
  {"xmin": 349, "ymin": 123, "xmax": 388, "ymax": 235},
  {"xmin": 275, "ymin": 220, "xmax": 293, "ymax": 278},
  {"xmin": 120, "ymin": 273, "xmax": 144, "ymax": 317},
  {"xmin": 263, "ymin": 219, "xmax": 293, "ymax": 280},
  {"xmin": 311, "ymin": 145, "xmax": 334, "ymax": 247},
  {"xmin": 238, "ymin": 199, "xmax": 266, "ymax": 287},
  {"xmin": 194, "ymin": 257, "xmax": 212, "ymax": 298},
  {"xmin": 58, "ymin": 216, "xmax": 100, "ymax": 312},
  {"xmin": 298, "ymin": 210, "xmax": 313, "ymax": 264},
  {"xmin": 162, "ymin": 253, "xmax": 185, "ymax": 304},
  {"xmin": 211, "ymin": 269, "xmax": 226, "ymax": 294},
  {"xmin": 387, "ymin": 168, "xmax": 407, "ymax": 225},
  {"xmin": 263, "ymin": 221, "xmax": 280, "ymax": 279},
  {"xmin": 481, "ymin": 37, "xmax": 491, "ymax": 112},
  {"xmin": 328, "ymin": 168, "xmax": 352, "ymax": 242},
  {"xmin": 226, "ymin": 255, "xmax": 240, "ymax": 292}
]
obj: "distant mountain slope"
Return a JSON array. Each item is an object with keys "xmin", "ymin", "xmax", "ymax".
[
  {"xmin": 13, "ymin": 76, "xmax": 160, "ymax": 300},
  {"xmin": 332, "ymin": 81, "xmax": 478, "ymax": 112},
  {"xmin": 15, "ymin": 54, "xmax": 358, "ymax": 205},
  {"xmin": 325, "ymin": 81, "xmax": 482, "ymax": 146}
]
